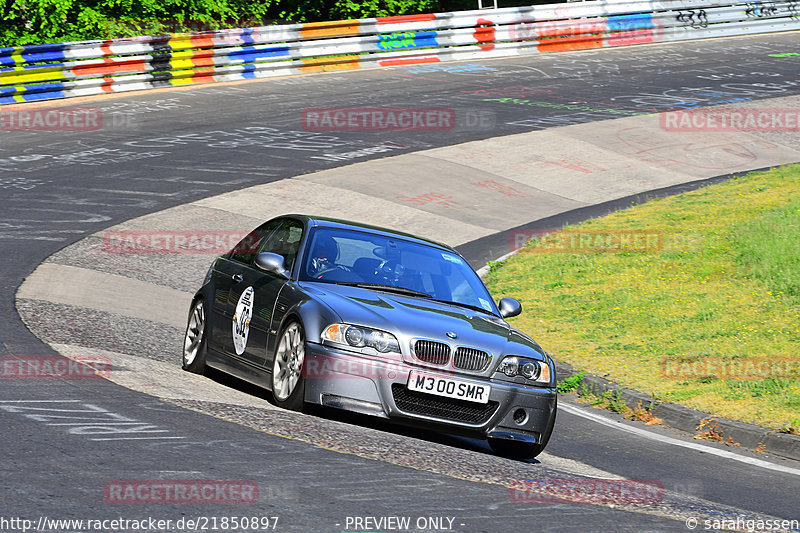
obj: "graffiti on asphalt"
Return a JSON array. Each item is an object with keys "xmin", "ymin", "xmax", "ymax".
[{"xmin": 483, "ymin": 98, "xmax": 645, "ymax": 116}]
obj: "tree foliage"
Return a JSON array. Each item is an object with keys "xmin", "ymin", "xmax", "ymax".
[{"xmin": 1, "ymin": 0, "xmax": 475, "ymax": 45}]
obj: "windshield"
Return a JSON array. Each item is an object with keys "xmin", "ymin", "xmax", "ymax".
[{"xmin": 300, "ymin": 227, "xmax": 499, "ymax": 315}]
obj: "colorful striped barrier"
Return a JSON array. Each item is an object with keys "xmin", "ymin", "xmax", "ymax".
[{"xmin": 2, "ymin": 0, "xmax": 799, "ymax": 104}]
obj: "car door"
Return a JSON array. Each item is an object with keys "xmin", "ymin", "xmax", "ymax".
[
  {"xmin": 207, "ymin": 220, "xmax": 281, "ymax": 356},
  {"xmin": 227, "ymin": 219, "xmax": 305, "ymax": 369}
]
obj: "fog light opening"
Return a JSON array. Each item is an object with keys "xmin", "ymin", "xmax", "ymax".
[{"xmin": 513, "ymin": 408, "xmax": 528, "ymax": 425}]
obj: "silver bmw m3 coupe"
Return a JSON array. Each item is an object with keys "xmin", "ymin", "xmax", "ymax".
[{"xmin": 183, "ymin": 214, "xmax": 557, "ymax": 459}]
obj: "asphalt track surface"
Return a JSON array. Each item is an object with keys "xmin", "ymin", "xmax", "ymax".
[{"xmin": 2, "ymin": 33, "xmax": 800, "ymax": 532}]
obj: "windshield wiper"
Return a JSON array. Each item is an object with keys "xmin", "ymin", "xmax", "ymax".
[
  {"xmin": 334, "ymin": 282, "xmax": 432, "ymax": 299},
  {"xmin": 430, "ymin": 298, "xmax": 497, "ymax": 316}
]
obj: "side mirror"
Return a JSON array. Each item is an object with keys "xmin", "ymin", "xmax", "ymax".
[
  {"xmin": 498, "ymin": 297, "xmax": 522, "ymax": 319},
  {"xmin": 255, "ymin": 252, "xmax": 290, "ymax": 279}
]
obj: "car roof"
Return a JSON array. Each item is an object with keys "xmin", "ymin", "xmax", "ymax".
[{"xmin": 284, "ymin": 214, "xmax": 454, "ymax": 252}]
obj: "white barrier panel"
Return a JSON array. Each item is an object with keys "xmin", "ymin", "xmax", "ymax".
[{"xmin": 2, "ymin": 0, "xmax": 799, "ymax": 104}]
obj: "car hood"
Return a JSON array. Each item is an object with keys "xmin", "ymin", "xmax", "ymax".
[{"xmin": 300, "ymin": 282, "xmax": 543, "ymax": 358}]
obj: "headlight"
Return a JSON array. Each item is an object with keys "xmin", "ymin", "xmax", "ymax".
[
  {"xmin": 322, "ymin": 324, "xmax": 400, "ymax": 354},
  {"xmin": 496, "ymin": 356, "xmax": 551, "ymax": 384}
]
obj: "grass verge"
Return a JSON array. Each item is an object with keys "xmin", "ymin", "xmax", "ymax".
[{"xmin": 485, "ymin": 165, "xmax": 800, "ymax": 431}]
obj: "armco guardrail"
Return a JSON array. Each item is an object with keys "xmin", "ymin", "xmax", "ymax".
[{"xmin": 2, "ymin": 0, "xmax": 799, "ymax": 105}]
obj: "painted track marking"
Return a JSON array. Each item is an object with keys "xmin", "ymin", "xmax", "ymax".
[{"xmin": 558, "ymin": 402, "xmax": 800, "ymax": 476}]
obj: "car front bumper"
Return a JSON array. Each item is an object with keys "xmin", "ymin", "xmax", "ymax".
[{"xmin": 303, "ymin": 342, "xmax": 557, "ymax": 443}]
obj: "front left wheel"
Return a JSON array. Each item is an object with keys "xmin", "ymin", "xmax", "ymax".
[
  {"xmin": 182, "ymin": 298, "xmax": 207, "ymax": 374},
  {"xmin": 271, "ymin": 321, "xmax": 306, "ymax": 411}
]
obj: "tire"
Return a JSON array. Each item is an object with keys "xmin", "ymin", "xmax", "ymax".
[
  {"xmin": 182, "ymin": 298, "xmax": 208, "ymax": 374},
  {"xmin": 271, "ymin": 321, "xmax": 306, "ymax": 411},
  {"xmin": 489, "ymin": 399, "xmax": 557, "ymax": 460}
]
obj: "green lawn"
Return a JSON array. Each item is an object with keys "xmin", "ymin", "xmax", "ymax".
[{"xmin": 485, "ymin": 165, "xmax": 800, "ymax": 431}]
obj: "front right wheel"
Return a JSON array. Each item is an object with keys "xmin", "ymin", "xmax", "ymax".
[
  {"xmin": 271, "ymin": 321, "xmax": 306, "ymax": 411},
  {"xmin": 182, "ymin": 298, "xmax": 207, "ymax": 374}
]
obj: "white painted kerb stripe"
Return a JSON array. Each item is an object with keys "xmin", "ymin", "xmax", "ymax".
[{"xmin": 558, "ymin": 402, "xmax": 800, "ymax": 476}]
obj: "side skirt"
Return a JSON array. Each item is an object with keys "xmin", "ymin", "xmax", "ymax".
[{"xmin": 206, "ymin": 347, "xmax": 273, "ymax": 392}]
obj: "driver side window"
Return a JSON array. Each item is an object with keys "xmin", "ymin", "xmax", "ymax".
[
  {"xmin": 258, "ymin": 220, "xmax": 304, "ymax": 272},
  {"xmin": 229, "ymin": 219, "xmax": 281, "ymax": 265}
]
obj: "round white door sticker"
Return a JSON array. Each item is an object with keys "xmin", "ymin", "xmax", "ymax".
[{"xmin": 232, "ymin": 286, "xmax": 254, "ymax": 355}]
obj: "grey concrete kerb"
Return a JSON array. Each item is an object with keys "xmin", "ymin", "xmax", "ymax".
[{"xmin": 553, "ymin": 361, "xmax": 800, "ymax": 462}]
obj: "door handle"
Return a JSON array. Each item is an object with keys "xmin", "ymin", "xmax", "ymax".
[{"xmin": 231, "ymin": 273, "xmax": 243, "ymax": 283}]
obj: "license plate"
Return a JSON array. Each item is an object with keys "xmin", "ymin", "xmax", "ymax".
[{"xmin": 407, "ymin": 371, "xmax": 490, "ymax": 404}]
